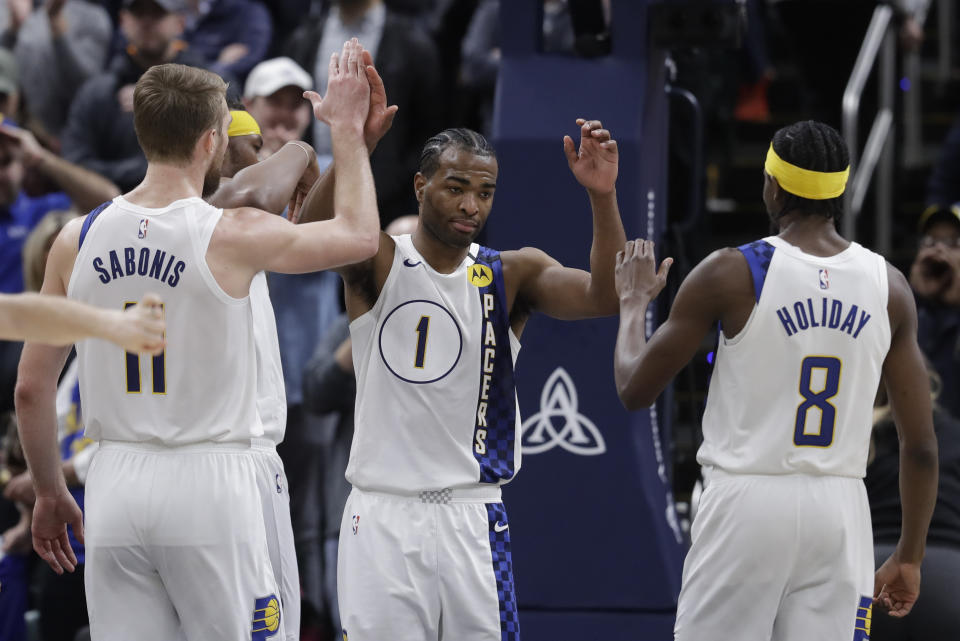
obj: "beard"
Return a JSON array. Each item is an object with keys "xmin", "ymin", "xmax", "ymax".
[
  {"xmin": 202, "ymin": 159, "xmax": 223, "ymax": 198},
  {"xmin": 202, "ymin": 138, "xmax": 227, "ymax": 197},
  {"xmin": 422, "ymin": 213, "xmax": 480, "ymax": 249}
]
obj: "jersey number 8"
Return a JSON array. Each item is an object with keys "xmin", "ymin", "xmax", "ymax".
[{"xmin": 794, "ymin": 355, "xmax": 841, "ymax": 447}]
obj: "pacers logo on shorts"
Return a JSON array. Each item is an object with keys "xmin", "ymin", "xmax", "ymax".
[
  {"xmin": 853, "ymin": 595, "xmax": 872, "ymax": 640},
  {"xmin": 468, "ymin": 263, "xmax": 493, "ymax": 287},
  {"xmin": 252, "ymin": 594, "xmax": 281, "ymax": 640}
]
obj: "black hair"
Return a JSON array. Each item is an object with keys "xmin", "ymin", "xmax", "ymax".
[
  {"xmin": 418, "ymin": 128, "xmax": 496, "ymax": 177},
  {"xmin": 770, "ymin": 120, "xmax": 849, "ymax": 226},
  {"xmin": 227, "ymin": 98, "xmax": 246, "ymax": 111}
]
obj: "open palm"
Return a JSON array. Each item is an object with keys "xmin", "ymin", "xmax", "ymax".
[{"xmin": 564, "ymin": 118, "xmax": 618, "ymax": 194}]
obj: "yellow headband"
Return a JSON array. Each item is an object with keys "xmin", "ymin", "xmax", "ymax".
[
  {"xmin": 228, "ymin": 110, "xmax": 261, "ymax": 138},
  {"xmin": 764, "ymin": 144, "xmax": 849, "ymax": 200}
]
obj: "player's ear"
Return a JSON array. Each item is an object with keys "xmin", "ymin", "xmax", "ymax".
[
  {"xmin": 767, "ymin": 173, "xmax": 783, "ymax": 201},
  {"xmin": 414, "ymin": 173, "xmax": 426, "ymax": 204}
]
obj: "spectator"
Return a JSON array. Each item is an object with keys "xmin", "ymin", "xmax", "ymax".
[
  {"xmin": 0, "ymin": 122, "xmax": 70, "ymax": 296},
  {"xmin": 242, "ymin": 56, "xmax": 313, "ymax": 159},
  {"xmin": 0, "ymin": 122, "xmax": 120, "ymax": 212},
  {"xmin": 286, "ymin": 0, "xmax": 442, "ymax": 223},
  {"xmin": 0, "ymin": 48, "xmax": 21, "ymax": 122},
  {"xmin": 0, "ymin": 114, "xmax": 112, "ymax": 417},
  {"xmin": 302, "ymin": 214, "xmax": 417, "ymax": 635},
  {"xmin": 60, "ymin": 0, "xmax": 211, "ymax": 191},
  {"xmin": 4, "ymin": 209, "xmax": 93, "ymax": 641},
  {"xmin": 926, "ymin": 114, "xmax": 960, "ymax": 210},
  {"xmin": 183, "ymin": 0, "xmax": 272, "ymax": 81},
  {"xmin": 6, "ymin": 1, "xmax": 113, "ymax": 139},
  {"xmin": 908, "ymin": 205, "xmax": 960, "ymax": 419},
  {"xmin": 0, "ymin": 412, "xmax": 30, "ymax": 641},
  {"xmin": 866, "ymin": 365, "xmax": 960, "ymax": 639}
]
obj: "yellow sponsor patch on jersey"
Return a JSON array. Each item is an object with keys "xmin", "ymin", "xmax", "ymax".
[{"xmin": 468, "ymin": 263, "xmax": 493, "ymax": 287}]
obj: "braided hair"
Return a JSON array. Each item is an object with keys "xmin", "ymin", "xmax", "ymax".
[
  {"xmin": 770, "ymin": 120, "xmax": 849, "ymax": 225},
  {"xmin": 418, "ymin": 128, "xmax": 496, "ymax": 178}
]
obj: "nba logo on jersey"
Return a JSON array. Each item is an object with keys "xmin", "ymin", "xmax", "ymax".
[
  {"xmin": 352, "ymin": 514, "xmax": 360, "ymax": 535},
  {"xmin": 137, "ymin": 218, "xmax": 148, "ymax": 239},
  {"xmin": 819, "ymin": 268, "xmax": 829, "ymax": 290},
  {"xmin": 251, "ymin": 594, "xmax": 281, "ymax": 640}
]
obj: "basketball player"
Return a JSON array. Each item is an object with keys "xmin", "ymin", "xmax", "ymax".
[
  {"xmin": 0, "ymin": 291, "xmax": 164, "ymax": 352},
  {"xmin": 15, "ymin": 37, "xmax": 380, "ymax": 641},
  {"xmin": 613, "ymin": 121, "xmax": 938, "ymax": 640},
  {"xmin": 301, "ymin": 119, "xmax": 625, "ymax": 640}
]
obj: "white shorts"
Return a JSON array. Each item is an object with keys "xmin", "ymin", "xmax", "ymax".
[
  {"xmin": 674, "ymin": 470, "xmax": 874, "ymax": 641},
  {"xmin": 84, "ymin": 440, "xmax": 286, "ymax": 641},
  {"xmin": 337, "ymin": 487, "xmax": 519, "ymax": 641},
  {"xmin": 251, "ymin": 446, "xmax": 300, "ymax": 641}
]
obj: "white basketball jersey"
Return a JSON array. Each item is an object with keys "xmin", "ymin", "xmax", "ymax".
[
  {"xmin": 699, "ymin": 236, "xmax": 891, "ymax": 477},
  {"xmin": 251, "ymin": 272, "xmax": 286, "ymax": 443},
  {"xmin": 67, "ymin": 196, "xmax": 263, "ymax": 445},
  {"xmin": 347, "ymin": 234, "xmax": 522, "ymax": 493}
]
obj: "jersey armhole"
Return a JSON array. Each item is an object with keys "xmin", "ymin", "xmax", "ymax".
[
  {"xmin": 348, "ymin": 240, "xmax": 403, "ymax": 332},
  {"xmin": 190, "ymin": 206, "xmax": 248, "ymax": 306}
]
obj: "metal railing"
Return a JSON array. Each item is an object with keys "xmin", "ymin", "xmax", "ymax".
[{"xmin": 842, "ymin": 4, "xmax": 895, "ymax": 255}]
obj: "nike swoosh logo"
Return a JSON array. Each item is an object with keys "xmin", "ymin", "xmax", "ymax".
[
  {"xmin": 494, "ymin": 522, "xmax": 508, "ymax": 533},
  {"xmin": 403, "ymin": 258, "xmax": 421, "ymax": 267}
]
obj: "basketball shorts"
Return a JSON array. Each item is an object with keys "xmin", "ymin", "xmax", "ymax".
[
  {"xmin": 337, "ymin": 486, "xmax": 519, "ymax": 641},
  {"xmin": 252, "ymin": 445, "xmax": 300, "ymax": 641},
  {"xmin": 674, "ymin": 470, "xmax": 874, "ymax": 641},
  {"xmin": 84, "ymin": 440, "xmax": 286, "ymax": 641}
]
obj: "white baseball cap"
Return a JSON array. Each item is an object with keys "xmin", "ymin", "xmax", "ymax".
[{"xmin": 244, "ymin": 57, "xmax": 313, "ymax": 99}]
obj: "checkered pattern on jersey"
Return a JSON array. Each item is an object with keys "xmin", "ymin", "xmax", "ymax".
[
  {"xmin": 472, "ymin": 246, "xmax": 518, "ymax": 484},
  {"xmin": 486, "ymin": 502, "xmax": 519, "ymax": 641},
  {"xmin": 418, "ymin": 488, "xmax": 452, "ymax": 504},
  {"xmin": 738, "ymin": 239, "xmax": 777, "ymax": 302}
]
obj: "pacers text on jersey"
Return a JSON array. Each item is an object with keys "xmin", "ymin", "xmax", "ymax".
[
  {"xmin": 474, "ymin": 292, "xmax": 498, "ymax": 455},
  {"xmin": 92, "ymin": 246, "xmax": 186, "ymax": 287}
]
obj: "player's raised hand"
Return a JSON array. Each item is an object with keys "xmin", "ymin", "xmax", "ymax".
[
  {"xmin": 873, "ymin": 554, "xmax": 921, "ymax": 618},
  {"xmin": 304, "ymin": 38, "xmax": 371, "ymax": 132},
  {"xmin": 362, "ymin": 49, "xmax": 398, "ymax": 153},
  {"xmin": 615, "ymin": 239, "xmax": 672, "ymax": 304},
  {"xmin": 32, "ymin": 491, "xmax": 83, "ymax": 574},
  {"xmin": 112, "ymin": 293, "xmax": 166, "ymax": 355},
  {"xmin": 563, "ymin": 118, "xmax": 618, "ymax": 195}
]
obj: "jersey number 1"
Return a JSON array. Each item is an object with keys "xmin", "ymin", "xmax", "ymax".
[
  {"xmin": 794, "ymin": 356, "xmax": 841, "ymax": 447},
  {"xmin": 124, "ymin": 302, "xmax": 165, "ymax": 394},
  {"xmin": 413, "ymin": 315, "xmax": 430, "ymax": 369}
]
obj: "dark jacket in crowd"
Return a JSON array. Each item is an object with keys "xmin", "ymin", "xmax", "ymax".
[
  {"xmin": 186, "ymin": 0, "xmax": 273, "ymax": 81},
  {"xmin": 927, "ymin": 112, "xmax": 960, "ymax": 208},
  {"xmin": 916, "ymin": 300, "xmax": 960, "ymax": 421},
  {"xmin": 302, "ymin": 314, "xmax": 355, "ymax": 539},
  {"xmin": 866, "ymin": 406, "xmax": 960, "ymax": 549},
  {"xmin": 285, "ymin": 9, "xmax": 443, "ymax": 223},
  {"xmin": 60, "ymin": 49, "xmax": 223, "ymax": 193}
]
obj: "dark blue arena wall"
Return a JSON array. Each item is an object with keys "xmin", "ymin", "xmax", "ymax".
[{"xmin": 487, "ymin": 1, "xmax": 685, "ymax": 639}]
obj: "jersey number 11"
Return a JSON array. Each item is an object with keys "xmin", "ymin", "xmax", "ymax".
[{"xmin": 124, "ymin": 301, "xmax": 166, "ymax": 394}]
